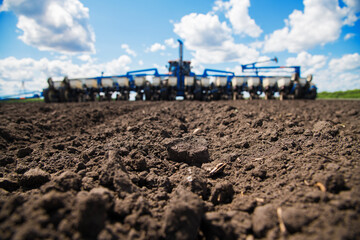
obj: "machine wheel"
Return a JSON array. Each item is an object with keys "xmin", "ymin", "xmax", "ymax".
[
  {"xmin": 63, "ymin": 89, "xmax": 71, "ymax": 102},
  {"xmin": 309, "ymin": 89, "xmax": 317, "ymax": 100},
  {"xmin": 294, "ymin": 86, "xmax": 302, "ymax": 99},
  {"xmin": 105, "ymin": 92, "xmax": 112, "ymax": 101},
  {"xmin": 48, "ymin": 89, "xmax": 57, "ymax": 102},
  {"xmin": 43, "ymin": 89, "xmax": 50, "ymax": 103}
]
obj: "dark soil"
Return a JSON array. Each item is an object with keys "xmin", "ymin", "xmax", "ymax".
[{"xmin": 0, "ymin": 100, "xmax": 359, "ymax": 240}]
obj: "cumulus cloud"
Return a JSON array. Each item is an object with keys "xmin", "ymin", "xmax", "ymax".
[
  {"xmin": 263, "ymin": 0, "xmax": 360, "ymax": 53},
  {"xmin": 213, "ymin": 0, "xmax": 262, "ymax": 38},
  {"xmin": 286, "ymin": 51, "xmax": 327, "ymax": 75},
  {"xmin": 147, "ymin": 43, "xmax": 166, "ymax": 52},
  {"xmin": 0, "ymin": 55, "xmax": 131, "ymax": 96},
  {"xmin": 165, "ymin": 38, "xmax": 178, "ymax": 48},
  {"xmin": 301, "ymin": 53, "xmax": 360, "ymax": 92},
  {"xmin": 328, "ymin": 53, "xmax": 360, "ymax": 72},
  {"xmin": 173, "ymin": 13, "xmax": 259, "ymax": 64},
  {"xmin": 121, "ymin": 44, "xmax": 137, "ymax": 57},
  {"xmin": 0, "ymin": 0, "xmax": 95, "ymax": 54},
  {"xmin": 344, "ymin": 33, "xmax": 355, "ymax": 40}
]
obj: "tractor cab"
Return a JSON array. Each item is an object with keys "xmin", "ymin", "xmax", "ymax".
[{"xmin": 168, "ymin": 60, "xmax": 191, "ymax": 76}]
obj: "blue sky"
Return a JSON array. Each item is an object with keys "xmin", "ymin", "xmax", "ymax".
[{"xmin": 0, "ymin": 0, "xmax": 359, "ymax": 96}]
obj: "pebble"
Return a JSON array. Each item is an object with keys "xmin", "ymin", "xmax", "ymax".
[{"xmin": 20, "ymin": 168, "xmax": 50, "ymax": 189}]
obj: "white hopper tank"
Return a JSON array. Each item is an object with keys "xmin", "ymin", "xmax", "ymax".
[
  {"xmin": 299, "ymin": 78, "xmax": 307, "ymax": 86},
  {"xmin": 84, "ymin": 79, "xmax": 98, "ymax": 88},
  {"xmin": 277, "ymin": 77, "xmax": 291, "ymax": 88},
  {"xmin": 215, "ymin": 77, "xmax": 227, "ymax": 87},
  {"xmin": 168, "ymin": 77, "xmax": 177, "ymax": 87},
  {"xmin": 101, "ymin": 78, "xmax": 113, "ymax": 88},
  {"xmin": 69, "ymin": 79, "xmax": 83, "ymax": 90},
  {"xmin": 115, "ymin": 77, "xmax": 129, "ymax": 87},
  {"xmin": 201, "ymin": 77, "xmax": 210, "ymax": 88},
  {"xmin": 232, "ymin": 77, "xmax": 245, "ymax": 87},
  {"xmin": 263, "ymin": 78, "xmax": 277, "ymax": 88},
  {"xmin": 52, "ymin": 81, "xmax": 63, "ymax": 90},
  {"xmin": 134, "ymin": 77, "xmax": 145, "ymax": 87},
  {"xmin": 185, "ymin": 76, "xmax": 195, "ymax": 86},
  {"xmin": 152, "ymin": 77, "xmax": 161, "ymax": 87},
  {"xmin": 247, "ymin": 77, "xmax": 260, "ymax": 87}
]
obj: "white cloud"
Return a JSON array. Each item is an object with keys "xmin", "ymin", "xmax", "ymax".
[
  {"xmin": 153, "ymin": 63, "xmax": 167, "ymax": 73},
  {"xmin": 165, "ymin": 38, "xmax": 178, "ymax": 48},
  {"xmin": 263, "ymin": 0, "xmax": 359, "ymax": 53},
  {"xmin": 0, "ymin": 55, "xmax": 131, "ymax": 96},
  {"xmin": 308, "ymin": 53, "xmax": 360, "ymax": 92},
  {"xmin": 286, "ymin": 51, "xmax": 327, "ymax": 75},
  {"xmin": 342, "ymin": 0, "xmax": 360, "ymax": 25},
  {"xmin": 173, "ymin": 13, "xmax": 259, "ymax": 64},
  {"xmin": 174, "ymin": 13, "xmax": 232, "ymax": 49},
  {"xmin": 147, "ymin": 43, "xmax": 166, "ymax": 52},
  {"xmin": 0, "ymin": 0, "xmax": 95, "ymax": 54},
  {"xmin": 77, "ymin": 54, "xmax": 92, "ymax": 62},
  {"xmin": 213, "ymin": 0, "xmax": 262, "ymax": 38},
  {"xmin": 344, "ymin": 33, "xmax": 355, "ymax": 40},
  {"xmin": 138, "ymin": 60, "xmax": 144, "ymax": 66},
  {"xmin": 315, "ymin": 69, "xmax": 360, "ymax": 92},
  {"xmin": 121, "ymin": 44, "xmax": 137, "ymax": 57},
  {"xmin": 328, "ymin": 53, "xmax": 360, "ymax": 72}
]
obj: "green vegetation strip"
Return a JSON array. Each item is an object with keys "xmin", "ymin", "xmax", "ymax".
[
  {"xmin": 318, "ymin": 89, "xmax": 360, "ymax": 99},
  {"xmin": 0, "ymin": 98, "xmax": 44, "ymax": 103}
]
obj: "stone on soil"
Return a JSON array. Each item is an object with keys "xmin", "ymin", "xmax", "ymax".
[
  {"xmin": 20, "ymin": 168, "xmax": 50, "ymax": 189},
  {"xmin": 165, "ymin": 138, "xmax": 209, "ymax": 166}
]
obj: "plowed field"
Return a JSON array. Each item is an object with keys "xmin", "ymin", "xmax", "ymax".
[{"xmin": 0, "ymin": 100, "xmax": 359, "ymax": 239}]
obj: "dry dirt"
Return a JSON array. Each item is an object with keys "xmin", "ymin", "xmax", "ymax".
[{"xmin": 0, "ymin": 100, "xmax": 359, "ymax": 240}]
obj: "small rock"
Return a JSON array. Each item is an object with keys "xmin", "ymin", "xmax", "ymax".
[
  {"xmin": 17, "ymin": 147, "xmax": 33, "ymax": 158},
  {"xmin": 20, "ymin": 168, "xmax": 50, "ymax": 189},
  {"xmin": 325, "ymin": 173, "xmax": 346, "ymax": 193},
  {"xmin": 252, "ymin": 167, "xmax": 267, "ymax": 181},
  {"xmin": 165, "ymin": 138, "xmax": 209, "ymax": 166},
  {"xmin": 252, "ymin": 204, "xmax": 277, "ymax": 238},
  {"xmin": 211, "ymin": 181, "xmax": 234, "ymax": 205},
  {"xmin": 0, "ymin": 178, "xmax": 19, "ymax": 192}
]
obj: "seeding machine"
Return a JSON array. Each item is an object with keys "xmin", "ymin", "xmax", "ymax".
[{"xmin": 43, "ymin": 40, "xmax": 317, "ymax": 103}]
